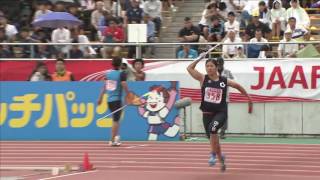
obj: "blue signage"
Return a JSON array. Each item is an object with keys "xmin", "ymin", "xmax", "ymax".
[{"xmin": 0, "ymin": 81, "xmax": 180, "ymax": 141}]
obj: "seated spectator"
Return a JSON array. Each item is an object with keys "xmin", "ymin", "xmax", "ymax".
[
  {"xmin": 103, "ymin": 0, "xmax": 113, "ymax": 13},
  {"xmin": 12, "ymin": 27, "xmax": 37, "ymax": 58},
  {"xmin": 111, "ymin": 0, "xmax": 123, "ymax": 17},
  {"xmin": 258, "ymin": 44, "xmax": 273, "ymax": 58},
  {"xmin": 81, "ymin": 0, "xmax": 96, "ymax": 11},
  {"xmin": 240, "ymin": 0, "xmax": 260, "ymax": 28},
  {"xmin": 222, "ymin": 30, "xmax": 242, "ymax": 59},
  {"xmin": 69, "ymin": 45, "xmax": 84, "ymax": 59},
  {"xmin": 203, "ymin": 2, "xmax": 226, "ymax": 22},
  {"xmin": 270, "ymin": 0, "xmax": 286, "ymax": 40},
  {"xmin": 143, "ymin": 0, "xmax": 162, "ymax": 36},
  {"xmin": 178, "ymin": 17, "xmax": 200, "ymax": 51},
  {"xmin": 252, "ymin": 1, "xmax": 270, "ymax": 26},
  {"xmin": 91, "ymin": 1, "xmax": 106, "ymax": 39},
  {"xmin": 34, "ymin": 40, "xmax": 55, "ymax": 59},
  {"xmin": 162, "ymin": 0, "xmax": 176, "ymax": 12},
  {"xmin": 0, "ymin": 28, "xmax": 8, "ymax": 42},
  {"xmin": 234, "ymin": 46, "xmax": 247, "ymax": 59},
  {"xmin": 11, "ymin": 46, "xmax": 25, "ymax": 58},
  {"xmin": 0, "ymin": 16, "xmax": 18, "ymax": 41},
  {"xmin": 51, "ymin": 27, "xmax": 71, "ymax": 55},
  {"xmin": 102, "ymin": 18, "xmax": 125, "ymax": 58},
  {"xmin": 250, "ymin": 29, "xmax": 268, "ymax": 43},
  {"xmin": 177, "ymin": 45, "xmax": 198, "ymax": 59},
  {"xmin": 68, "ymin": 3, "xmax": 82, "ymax": 19},
  {"xmin": 145, "ymin": 13, "xmax": 156, "ymax": 42},
  {"xmin": 0, "ymin": 45, "xmax": 12, "ymax": 58},
  {"xmin": 286, "ymin": 0, "xmax": 310, "ymax": 28},
  {"xmin": 70, "ymin": 28, "xmax": 96, "ymax": 58},
  {"xmin": 247, "ymin": 44, "xmax": 262, "ymax": 58},
  {"xmin": 278, "ymin": 29, "xmax": 299, "ymax": 58},
  {"xmin": 221, "ymin": 0, "xmax": 246, "ymax": 18},
  {"xmin": 208, "ymin": 16, "xmax": 224, "ymax": 42},
  {"xmin": 28, "ymin": 61, "xmax": 52, "ymax": 81},
  {"xmin": 54, "ymin": 1, "xmax": 66, "ymax": 12},
  {"xmin": 126, "ymin": 0, "xmax": 143, "ymax": 24},
  {"xmin": 286, "ymin": 17, "xmax": 309, "ymax": 41},
  {"xmin": 0, "ymin": 28, "xmax": 10, "ymax": 53},
  {"xmin": 198, "ymin": 3, "xmax": 218, "ymax": 39},
  {"xmin": 245, "ymin": 10, "xmax": 271, "ymax": 40},
  {"xmin": 143, "ymin": 14, "xmax": 156, "ymax": 57},
  {"xmin": 97, "ymin": 11, "xmax": 115, "ymax": 41},
  {"xmin": 224, "ymin": 11, "xmax": 240, "ymax": 36},
  {"xmin": 217, "ymin": 1, "xmax": 228, "ymax": 20},
  {"xmin": 51, "ymin": 58, "xmax": 75, "ymax": 81},
  {"xmin": 31, "ymin": 28, "xmax": 51, "ymax": 43},
  {"xmin": 33, "ymin": 1, "xmax": 52, "ymax": 20}
]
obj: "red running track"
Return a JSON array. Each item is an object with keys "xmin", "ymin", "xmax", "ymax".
[{"xmin": 1, "ymin": 141, "xmax": 320, "ymax": 180}]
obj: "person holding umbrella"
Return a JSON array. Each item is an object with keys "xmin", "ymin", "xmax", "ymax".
[{"xmin": 32, "ymin": 11, "xmax": 83, "ymax": 56}]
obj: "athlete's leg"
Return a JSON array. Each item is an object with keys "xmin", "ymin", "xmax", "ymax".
[
  {"xmin": 208, "ymin": 112, "xmax": 227, "ymax": 169},
  {"xmin": 109, "ymin": 101, "xmax": 122, "ymax": 146}
]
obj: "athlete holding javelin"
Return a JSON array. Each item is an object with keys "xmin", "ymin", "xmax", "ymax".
[
  {"xmin": 98, "ymin": 57, "xmax": 135, "ymax": 146},
  {"xmin": 187, "ymin": 57, "xmax": 252, "ymax": 171}
]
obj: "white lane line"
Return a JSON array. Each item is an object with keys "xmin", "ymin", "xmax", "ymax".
[
  {"xmin": 1, "ymin": 161, "xmax": 320, "ymax": 169},
  {"xmin": 1, "ymin": 142, "xmax": 319, "ymax": 147},
  {"xmin": 1, "ymin": 146, "xmax": 319, "ymax": 152},
  {"xmin": 2, "ymin": 156, "xmax": 320, "ymax": 165},
  {"xmin": 21, "ymin": 172, "xmax": 50, "ymax": 177},
  {"xmin": 1, "ymin": 153, "xmax": 320, "ymax": 160},
  {"xmin": 1, "ymin": 149, "xmax": 320, "ymax": 156},
  {"xmin": 125, "ymin": 144, "xmax": 148, "ymax": 149},
  {"xmin": 38, "ymin": 170, "xmax": 98, "ymax": 180}
]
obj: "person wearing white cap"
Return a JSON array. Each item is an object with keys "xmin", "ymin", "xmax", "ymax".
[{"xmin": 277, "ymin": 29, "xmax": 299, "ymax": 58}]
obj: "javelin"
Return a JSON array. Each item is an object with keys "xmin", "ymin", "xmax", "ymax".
[
  {"xmin": 96, "ymin": 91, "xmax": 151, "ymax": 121},
  {"xmin": 195, "ymin": 44, "xmax": 221, "ymax": 61}
]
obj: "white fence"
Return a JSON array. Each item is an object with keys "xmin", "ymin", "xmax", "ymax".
[{"xmin": 184, "ymin": 102, "xmax": 320, "ymax": 136}]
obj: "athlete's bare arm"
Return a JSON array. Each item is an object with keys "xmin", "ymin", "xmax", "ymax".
[
  {"xmin": 187, "ymin": 59, "xmax": 205, "ymax": 85},
  {"xmin": 227, "ymin": 79, "xmax": 253, "ymax": 113}
]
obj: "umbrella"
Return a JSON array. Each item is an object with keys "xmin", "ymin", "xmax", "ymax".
[{"xmin": 32, "ymin": 12, "xmax": 83, "ymax": 28}]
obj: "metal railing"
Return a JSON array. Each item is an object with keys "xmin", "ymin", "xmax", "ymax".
[
  {"xmin": 1, "ymin": 41, "xmax": 320, "ymax": 60},
  {"xmin": 1, "ymin": 41, "xmax": 320, "ymax": 45}
]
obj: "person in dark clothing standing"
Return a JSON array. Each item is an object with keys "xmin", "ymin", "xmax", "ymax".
[{"xmin": 187, "ymin": 57, "xmax": 252, "ymax": 172}]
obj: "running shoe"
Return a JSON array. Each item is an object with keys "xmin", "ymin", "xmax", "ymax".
[{"xmin": 208, "ymin": 153, "xmax": 217, "ymax": 166}]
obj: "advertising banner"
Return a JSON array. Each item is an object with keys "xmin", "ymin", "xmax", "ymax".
[{"xmin": 0, "ymin": 81, "xmax": 180, "ymax": 140}]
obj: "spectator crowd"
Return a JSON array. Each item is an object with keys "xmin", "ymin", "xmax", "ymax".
[
  {"xmin": 178, "ymin": 0, "xmax": 319, "ymax": 59},
  {"xmin": 0, "ymin": 0, "xmax": 319, "ymax": 59},
  {"xmin": 0, "ymin": 0, "xmax": 179, "ymax": 59}
]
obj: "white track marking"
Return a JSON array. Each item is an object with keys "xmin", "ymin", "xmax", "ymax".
[{"xmin": 38, "ymin": 170, "xmax": 98, "ymax": 180}]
